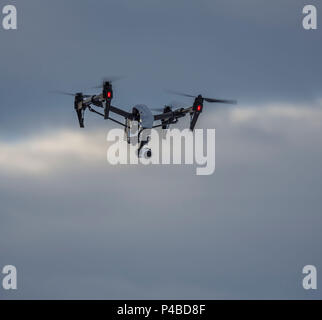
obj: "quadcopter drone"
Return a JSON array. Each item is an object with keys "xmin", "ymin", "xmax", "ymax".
[{"xmin": 56, "ymin": 79, "xmax": 236, "ymax": 158}]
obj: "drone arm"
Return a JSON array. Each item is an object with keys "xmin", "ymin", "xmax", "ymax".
[
  {"xmin": 88, "ymin": 106, "xmax": 127, "ymax": 127},
  {"xmin": 152, "ymin": 118, "xmax": 179, "ymax": 129},
  {"xmin": 88, "ymin": 106, "xmax": 104, "ymax": 117},
  {"xmin": 82, "ymin": 94, "xmax": 104, "ymax": 105},
  {"xmin": 110, "ymin": 105, "xmax": 134, "ymax": 120},
  {"xmin": 153, "ymin": 107, "xmax": 192, "ymax": 121},
  {"xmin": 108, "ymin": 117, "xmax": 127, "ymax": 127},
  {"xmin": 86, "ymin": 101, "xmax": 133, "ymax": 120}
]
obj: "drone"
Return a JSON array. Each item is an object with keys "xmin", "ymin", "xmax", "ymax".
[{"xmin": 55, "ymin": 79, "xmax": 236, "ymax": 158}]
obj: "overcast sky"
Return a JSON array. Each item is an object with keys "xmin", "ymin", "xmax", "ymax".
[{"xmin": 1, "ymin": 0, "xmax": 322, "ymax": 299}]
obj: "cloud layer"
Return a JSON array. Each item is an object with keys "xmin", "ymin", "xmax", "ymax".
[
  {"xmin": 1, "ymin": 102, "xmax": 322, "ymax": 299},
  {"xmin": 1, "ymin": 102, "xmax": 322, "ymax": 174}
]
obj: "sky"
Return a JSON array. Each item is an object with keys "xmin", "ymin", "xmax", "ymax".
[{"xmin": 0, "ymin": 0, "xmax": 322, "ymax": 299}]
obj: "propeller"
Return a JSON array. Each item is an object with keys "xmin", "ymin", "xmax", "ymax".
[
  {"xmin": 203, "ymin": 97, "xmax": 237, "ymax": 104},
  {"xmin": 167, "ymin": 90, "xmax": 237, "ymax": 105},
  {"xmin": 50, "ymin": 90, "xmax": 92, "ymax": 98},
  {"xmin": 91, "ymin": 76, "xmax": 125, "ymax": 89}
]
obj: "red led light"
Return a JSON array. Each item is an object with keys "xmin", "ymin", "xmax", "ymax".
[
  {"xmin": 107, "ymin": 92, "xmax": 111, "ymax": 98},
  {"xmin": 197, "ymin": 105, "xmax": 202, "ymax": 111}
]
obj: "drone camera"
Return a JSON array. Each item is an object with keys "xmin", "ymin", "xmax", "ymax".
[
  {"xmin": 138, "ymin": 147, "xmax": 152, "ymax": 159},
  {"xmin": 146, "ymin": 149, "xmax": 152, "ymax": 158}
]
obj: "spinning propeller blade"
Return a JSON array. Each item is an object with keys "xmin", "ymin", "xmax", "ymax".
[
  {"xmin": 167, "ymin": 90, "xmax": 236, "ymax": 105},
  {"xmin": 204, "ymin": 97, "xmax": 237, "ymax": 104},
  {"xmin": 91, "ymin": 76, "xmax": 125, "ymax": 89},
  {"xmin": 50, "ymin": 91, "xmax": 92, "ymax": 98}
]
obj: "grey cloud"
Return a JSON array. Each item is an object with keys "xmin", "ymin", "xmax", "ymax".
[{"xmin": 1, "ymin": 102, "xmax": 322, "ymax": 299}]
